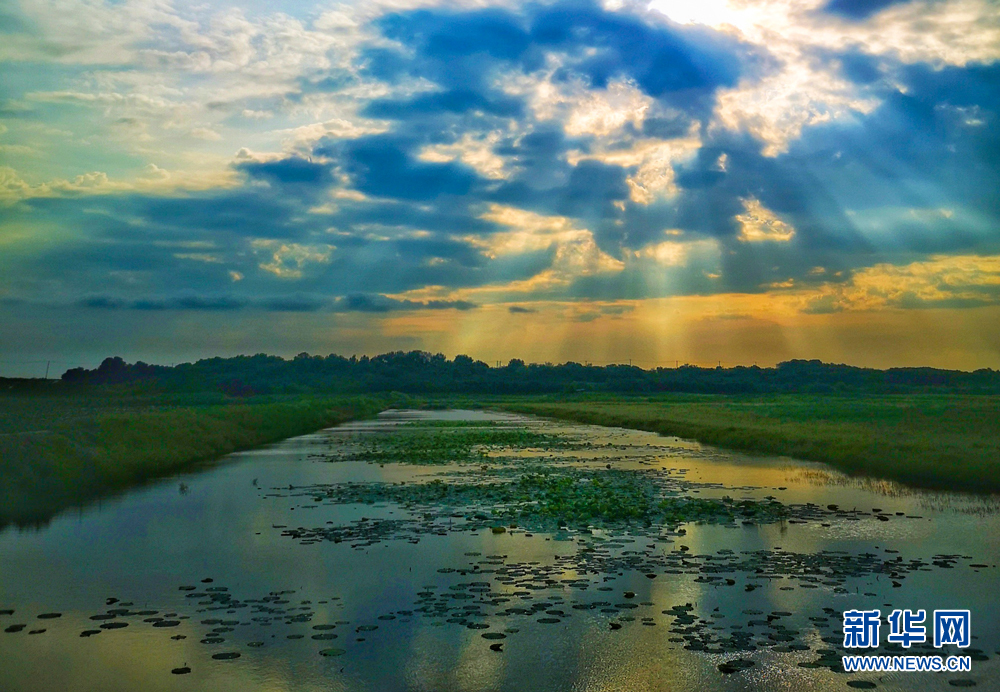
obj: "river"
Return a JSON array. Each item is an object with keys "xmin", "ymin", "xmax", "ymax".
[{"xmin": 1, "ymin": 409, "xmax": 997, "ymax": 691}]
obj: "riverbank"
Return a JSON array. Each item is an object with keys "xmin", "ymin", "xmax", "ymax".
[
  {"xmin": 0, "ymin": 392, "xmax": 388, "ymax": 528},
  {"xmin": 485, "ymin": 394, "xmax": 1000, "ymax": 494},
  {"xmin": 4, "ymin": 390, "xmax": 996, "ymax": 528}
]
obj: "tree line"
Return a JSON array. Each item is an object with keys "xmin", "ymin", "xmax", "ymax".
[{"xmin": 47, "ymin": 352, "xmax": 1000, "ymax": 395}]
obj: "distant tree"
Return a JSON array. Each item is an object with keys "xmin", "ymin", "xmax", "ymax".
[{"xmin": 52, "ymin": 352, "xmax": 1000, "ymax": 395}]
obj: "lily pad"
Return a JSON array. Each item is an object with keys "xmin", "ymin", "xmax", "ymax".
[{"xmin": 211, "ymin": 652, "xmax": 240, "ymax": 661}]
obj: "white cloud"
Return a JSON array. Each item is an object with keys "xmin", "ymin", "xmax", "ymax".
[
  {"xmin": 584, "ymin": 128, "xmax": 701, "ymax": 203},
  {"xmin": 476, "ymin": 204, "xmax": 624, "ymax": 285},
  {"xmin": 189, "ymin": 127, "xmax": 223, "ymax": 141},
  {"xmin": 417, "ymin": 131, "xmax": 508, "ymax": 179},
  {"xmin": 736, "ymin": 198, "xmax": 796, "ymax": 242},
  {"xmin": 713, "ymin": 61, "xmax": 879, "ymax": 156},
  {"xmin": 4, "ymin": 0, "xmax": 998, "ymax": 205},
  {"xmin": 649, "ymin": 0, "xmax": 1000, "ymax": 155},
  {"xmin": 251, "ymin": 240, "xmax": 335, "ymax": 278}
]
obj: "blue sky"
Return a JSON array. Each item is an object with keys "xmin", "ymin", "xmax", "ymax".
[{"xmin": 2, "ymin": 0, "xmax": 999, "ymax": 374}]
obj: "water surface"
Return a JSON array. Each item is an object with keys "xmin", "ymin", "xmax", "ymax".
[{"xmin": 1, "ymin": 409, "xmax": 997, "ymax": 691}]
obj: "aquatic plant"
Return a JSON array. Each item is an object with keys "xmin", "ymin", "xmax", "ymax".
[
  {"xmin": 322, "ymin": 425, "xmax": 574, "ymax": 465},
  {"xmin": 489, "ymin": 394, "xmax": 1000, "ymax": 493}
]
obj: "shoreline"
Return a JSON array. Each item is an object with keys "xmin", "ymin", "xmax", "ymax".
[
  {"xmin": 484, "ymin": 395, "xmax": 1000, "ymax": 495},
  {"xmin": 0, "ymin": 395, "xmax": 387, "ymax": 529}
]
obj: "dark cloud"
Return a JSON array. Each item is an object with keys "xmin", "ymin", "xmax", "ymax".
[
  {"xmin": 357, "ymin": 46, "xmax": 414, "ymax": 83},
  {"xmin": 6, "ymin": 183, "xmax": 558, "ymax": 301},
  {"xmin": 317, "ymin": 135, "xmax": 480, "ymax": 200},
  {"xmin": 782, "ymin": 61, "xmax": 1000, "ymax": 230},
  {"xmin": 331, "ymin": 294, "xmax": 477, "ymax": 312},
  {"xmin": 68, "ymin": 293, "xmax": 477, "ymax": 313},
  {"xmin": 532, "ymin": 1, "xmax": 750, "ymax": 108},
  {"xmin": 135, "ymin": 191, "xmax": 317, "ymax": 238},
  {"xmin": 0, "ymin": 7, "xmax": 32, "ymax": 34},
  {"xmin": 259, "ymin": 295, "xmax": 329, "ymax": 312},
  {"xmin": 237, "ymin": 157, "xmax": 332, "ymax": 187},
  {"xmin": 78, "ymin": 296, "xmax": 127, "ymax": 310},
  {"xmin": 492, "ymin": 127, "xmax": 581, "ymax": 192},
  {"xmin": 380, "ymin": 7, "xmax": 532, "ymax": 63},
  {"xmin": 893, "ymin": 293, "xmax": 997, "ymax": 310},
  {"xmin": 167, "ymin": 295, "xmax": 247, "ymax": 311},
  {"xmin": 558, "ymin": 159, "xmax": 630, "ymax": 218},
  {"xmin": 836, "ymin": 49, "xmax": 885, "ymax": 85},
  {"xmin": 801, "ymin": 295, "xmax": 842, "ymax": 314},
  {"xmin": 362, "ymin": 89, "xmax": 523, "ymax": 119},
  {"xmin": 78, "ymin": 295, "xmax": 248, "ymax": 311},
  {"xmin": 375, "ymin": 7, "xmax": 535, "ymax": 90},
  {"xmin": 642, "ymin": 113, "xmax": 695, "ymax": 139},
  {"xmin": 822, "ymin": 0, "xmax": 911, "ymax": 21},
  {"xmin": 571, "ymin": 59, "xmax": 1000, "ymax": 296},
  {"xmin": 508, "ymin": 305, "xmax": 536, "ymax": 313},
  {"xmin": 370, "ymin": 0, "xmax": 758, "ymax": 115}
]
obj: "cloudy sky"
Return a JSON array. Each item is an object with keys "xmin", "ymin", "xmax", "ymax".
[{"xmin": 2, "ymin": 0, "xmax": 999, "ymax": 375}]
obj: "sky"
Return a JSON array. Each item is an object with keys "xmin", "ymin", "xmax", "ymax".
[{"xmin": 1, "ymin": 0, "xmax": 999, "ymax": 376}]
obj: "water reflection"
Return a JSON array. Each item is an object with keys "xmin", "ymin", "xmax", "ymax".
[{"xmin": 1, "ymin": 409, "xmax": 997, "ymax": 691}]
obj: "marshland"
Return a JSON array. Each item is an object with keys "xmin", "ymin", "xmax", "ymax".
[{"xmin": 2, "ymin": 362, "xmax": 999, "ymax": 690}]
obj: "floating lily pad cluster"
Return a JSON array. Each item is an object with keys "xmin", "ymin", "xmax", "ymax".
[
  {"xmin": 316, "ymin": 422, "xmax": 577, "ymax": 465},
  {"xmin": 277, "ymin": 467, "xmax": 801, "ymax": 539},
  {"xmin": 4, "ymin": 541, "xmax": 990, "ymax": 685}
]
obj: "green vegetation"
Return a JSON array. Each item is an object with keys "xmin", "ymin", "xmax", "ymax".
[
  {"xmin": 486, "ymin": 394, "xmax": 1000, "ymax": 493},
  {"xmin": 310, "ymin": 468, "xmax": 790, "ymax": 530},
  {"xmin": 0, "ymin": 391, "xmax": 388, "ymax": 528},
  {"xmin": 324, "ymin": 423, "xmax": 572, "ymax": 464},
  {"xmin": 3, "ymin": 381, "xmax": 997, "ymax": 532},
  {"xmin": 54, "ymin": 352, "xmax": 1000, "ymax": 396},
  {"xmin": 306, "ymin": 420, "xmax": 792, "ymax": 530}
]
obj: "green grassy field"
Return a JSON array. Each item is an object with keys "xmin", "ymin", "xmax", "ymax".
[
  {"xmin": 3, "ymin": 388, "xmax": 997, "ymax": 529},
  {"xmin": 0, "ymin": 390, "xmax": 388, "ymax": 528},
  {"xmin": 485, "ymin": 394, "xmax": 1000, "ymax": 494}
]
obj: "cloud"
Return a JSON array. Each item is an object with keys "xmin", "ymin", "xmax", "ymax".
[
  {"xmin": 508, "ymin": 305, "xmax": 536, "ymax": 313},
  {"xmin": 736, "ymin": 198, "xmax": 796, "ymax": 242},
  {"xmin": 1, "ymin": 0, "xmax": 1000, "ymax": 357},
  {"xmin": 318, "ymin": 134, "xmax": 480, "ymax": 201},
  {"xmin": 67, "ymin": 292, "xmax": 478, "ymax": 314},
  {"xmin": 237, "ymin": 157, "xmax": 332, "ymax": 187},
  {"xmin": 795, "ymin": 254, "xmax": 1000, "ymax": 313},
  {"xmin": 822, "ymin": 0, "xmax": 912, "ymax": 21},
  {"xmin": 78, "ymin": 295, "xmax": 248, "ymax": 311},
  {"xmin": 332, "ymin": 294, "xmax": 477, "ymax": 312},
  {"xmin": 362, "ymin": 89, "xmax": 524, "ymax": 119},
  {"xmin": 251, "ymin": 240, "xmax": 334, "ymax": 279}
]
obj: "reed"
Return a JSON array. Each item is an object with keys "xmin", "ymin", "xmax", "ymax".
[{"xmin": 488, "ymin": 394, "xmax": 1000, "ymax": 494}]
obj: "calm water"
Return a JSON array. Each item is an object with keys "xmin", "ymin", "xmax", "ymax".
[{"xmin": 1, "ymin": 409, "xmax": 997, "ymax": 691}]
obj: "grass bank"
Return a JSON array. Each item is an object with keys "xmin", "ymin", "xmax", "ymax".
[
  {"xmin": 486, "ymin": 394, "xmax": 1000, "ymax": 494},
  {"xmin": 0, "ymin": 392, "xmax": 388, "ymax": 528}
]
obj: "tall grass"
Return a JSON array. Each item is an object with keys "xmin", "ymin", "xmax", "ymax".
[
  {"xmin": 489, "ymin": 394, "xmax": 1000, "ymax": 494},
  {"xmin": 0, "ymin": 395, "xmax": 387, "ymax": 528}
]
